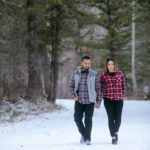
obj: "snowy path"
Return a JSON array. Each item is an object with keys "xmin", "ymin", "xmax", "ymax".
[{"xmin": 0, "ymin": 99, "xmax": 150, "ymax": 150}]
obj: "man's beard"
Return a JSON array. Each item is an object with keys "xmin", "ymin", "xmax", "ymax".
[{"xmin": 82, "ymin": 66, "xmax": 89, "ymax": 71}]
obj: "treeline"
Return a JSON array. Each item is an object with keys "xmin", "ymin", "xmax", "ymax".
[{"xmin": 0, "ymin": 0, "xmax": 149, "ymax": 103}]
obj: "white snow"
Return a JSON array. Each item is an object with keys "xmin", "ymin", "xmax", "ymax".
[{"xmin": 0, "ymin": 99, "xmax": 150, "ymax": 150}]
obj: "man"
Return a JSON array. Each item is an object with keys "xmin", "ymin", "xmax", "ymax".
[{"xmin": 69, "ymin": 56, "xmax": 102, "ymax": 145}]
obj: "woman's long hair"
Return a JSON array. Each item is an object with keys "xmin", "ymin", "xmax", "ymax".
[{"xmin": 104, "ymin": 58, "xmax": 118, "ymax": 73}]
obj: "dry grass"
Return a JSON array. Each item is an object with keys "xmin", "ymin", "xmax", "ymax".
[{"xmin": 0, "ymin": 98, "xmax": 65, "ymax": 122}]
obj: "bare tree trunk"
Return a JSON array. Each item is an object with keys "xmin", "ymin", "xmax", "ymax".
[
  {"xmin": 47, "ymin": 5, "xmax": 61, "ymax": 103},
  {"xmin": 106, "ymin": 0, "xmax": 115, "ymax": 58},
  {"xmin": 25, "ymin": 0, "xmax": 43, "ymax": 100},
  {"xmin": 74, "ymin": 22, "xmax": 83, "ymax": 59},
  {"xmin": 132, "ymin": 0, "xmax": 137, "ymax": 95},
  {"xmin": 39, "ymin": 46, "xmax": 51, "ymax": 99}
]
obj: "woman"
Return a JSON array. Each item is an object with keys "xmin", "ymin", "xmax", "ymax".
[{"xmin": 100, "ymin": 58, "xmax": 126, "ymax": 145}]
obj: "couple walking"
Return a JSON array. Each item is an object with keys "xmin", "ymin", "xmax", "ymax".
[{"xmin": 70, "ymin": 56, "xmax": 126, "ymax": 145}]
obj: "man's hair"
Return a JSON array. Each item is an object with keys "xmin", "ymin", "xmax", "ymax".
[{"xmin": 81, "ymin": 56, "xmax": 91, "ymax": 61}]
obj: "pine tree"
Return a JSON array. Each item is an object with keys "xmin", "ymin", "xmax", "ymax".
[
  {"xmin": 135, "ymin": 0, "xmax": 150, "ymax": 98},
  {"xmin": 0, "ymin": 0, "xmax": 26, "ymax": 101},
  {"xmin": 85, "ymin": 0, "xmax": 132, "ymax": 71},
  {"xmin": 39, "ymin": 0, "xmax": 97, "ymax": 102}
]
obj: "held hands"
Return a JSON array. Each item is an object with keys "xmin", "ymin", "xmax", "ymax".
[
  {"xmin": 95, "ymin": 103, "xmax": 100, "ymax": 109},
  {"xmin": 74, "ymin": 97, "xmax": 79, "ymax": 101},
  {"xmin": 74, "ymin": 97, "xmax": 100, "ymax": 109}
]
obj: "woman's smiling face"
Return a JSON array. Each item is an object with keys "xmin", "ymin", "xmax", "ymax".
[{"xmin": 107, "ymin": 60, "xmax": 115, "ymax": 73}]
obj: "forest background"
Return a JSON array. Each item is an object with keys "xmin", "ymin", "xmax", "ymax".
[{"xmin": 0, "ymin": 0, "xmax": 150, "ymax": 105}]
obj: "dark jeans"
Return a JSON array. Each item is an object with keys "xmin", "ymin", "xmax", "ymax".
[
  {"xmin": 74, "ymin": 101, "xmax": 94, "ymax": 141},
  {"xmin": 104, "ymin": 97, "xmax": 123, "ymax": 137}
]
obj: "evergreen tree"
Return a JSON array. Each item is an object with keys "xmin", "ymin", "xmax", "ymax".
[
  {"xmin": 0, "ymin": 0, "xmax": 26, "ymax": 101},
  {"xmin": 39, "ymin": 0, "xmax": 97, "ymax": 102},
  {"xmin": 85, "ymin": 0, "xmax": 132, "ymax": 72},
  {"xmin": 135, "ymin": 0, "xmax": 150, "ymax": 98}
]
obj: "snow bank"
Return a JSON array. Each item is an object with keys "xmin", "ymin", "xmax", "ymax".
[{"xmin": 0, "ymin": 99, "xmax": 150, "ymax": 150}]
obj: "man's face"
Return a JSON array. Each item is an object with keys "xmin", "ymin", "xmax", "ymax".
[{"xmin": 81, "ymin": 59, "xmax": 91, "ymax": 70}]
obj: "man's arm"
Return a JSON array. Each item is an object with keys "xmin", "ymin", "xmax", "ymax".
[
  {"xmin": 69, "ymin": 74, "xmax": 78, "ymax": 101},
  {"xmin": 69, "ymin": 74, "xmax": 75, "ymax": 98},
  {"xmin": 100, "ymin": 73, "xmax": 105, "ymax": 94},
  {"xmin": 95, "ymin": 74, "xmax": 102, "ymax": 108}
]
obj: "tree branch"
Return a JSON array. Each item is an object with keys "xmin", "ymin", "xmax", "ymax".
[{"xmin": 1, "ymin": 0, "xmax": 23, "ymax": 8}]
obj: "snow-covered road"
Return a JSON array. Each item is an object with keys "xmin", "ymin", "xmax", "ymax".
[{"xmin": 0, "ymin": 99, "xmax": 150, "ymax": 150}]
